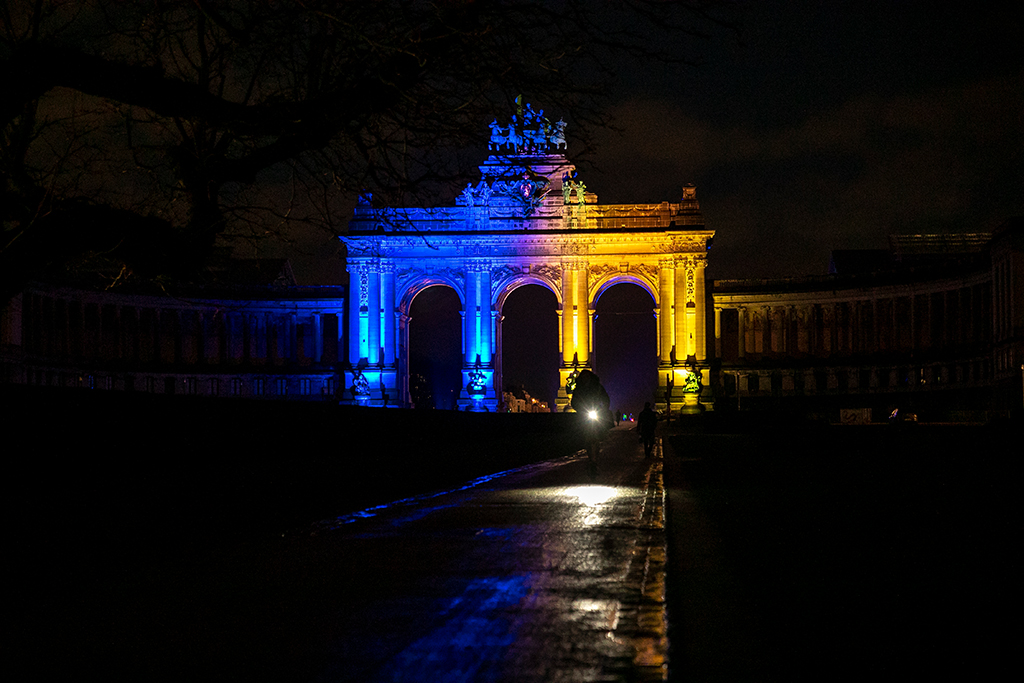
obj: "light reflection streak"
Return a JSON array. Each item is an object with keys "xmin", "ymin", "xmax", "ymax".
[
  {"xmin": 312, "ymin": 455, "xmax": 577, "ymax": 533},
  {"xmin": 562, "ymin": 485, "xmax": 621, "ymax": 507},
  {"xmin": 310, "ymin": 457, "xmax": 632, "ymax": 536}
]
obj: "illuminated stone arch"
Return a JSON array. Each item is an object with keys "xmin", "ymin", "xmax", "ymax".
[
  {"xmin": 495, "ymin": 274, "xmax": 562, "ymax": 312},
  {"xmin": 591, "ymin": 274, "xmax": 660, "ymax": 360},
  {"xmin": 342, "ymin": 104, "xmax": 714, "ymax": 411},
  {"xmin": 398, "ymin": 275, "xmax": 466, "ymax": 316},
  {"xmin": 591, "ymin": 272, "xmax": 659, "ymax": 310}
]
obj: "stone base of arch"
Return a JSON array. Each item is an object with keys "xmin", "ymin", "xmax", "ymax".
[
  {"xmin": 457, "ymin": 364, "xmax": 498, "ymax": 412},
  {"xmin": 657, "ymin": 364, "xmax": 714, "ymax": 416},
  {"xmin": 555, "ymin": 364, "xmax": 592, "ymax": 413},
  {"xmin": 342, "ymin": 366, "xmax": 400, "ymax": 407}
]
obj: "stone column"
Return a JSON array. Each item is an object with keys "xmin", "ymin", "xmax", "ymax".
[
  {"xmin": 674, "ymin": 259, "xmax": 688, "ymax": 361},
  {"xmin": 348, "ymin": 266, "xmax": 365, "ymax": 365},
  {"xmin": 381, "ymin": 263, "xmax": 396, "ymax": 365},
  {"xmin": 714, "ymin": 306, "xmax": 722, "ymax": 359},
  {"xmin": 459, "ymin": 261, "xmax": 496, "ymax": 410},
  {"xmin": 658, "ymin": 259, "xmax": 674, "ymax": 364},
  {"xmin": 560, "ymin": 261, "xmax": 589, "ymax": 366},
  {"xmin": 313, "ymin": 313, "xmax": 323, "ymax": 364},
  {"xmin": 871, "ymin": 298, "xmax": 879, "ymax": 353},
  {"xmin": 480, "ymin": 265, "xmax": 493, "ymax": 364},
  {"xmin": 560, "ymin": 266, "xmax": 573, "ymax": 365},
  {"xmin": 693, "ymin": 254, "xmax": 707, "ymax": 362},
  {"xmin": 289, "ymin": 312, "xmax": 299, "ymax": 363},
  {"xmin": 367, "ymin": 267, "xmax": 381, "ymax": 365},
  {"xmin": 464, "ymin": 265, "xmax": 479, "ymax": 365},
  {"xmin": 577, "ymin": 264, "xmax": 590, "ymax": 364},
  {"xmin": 737, "ymin": 307, "xmax": 747, "ymax": 359}
]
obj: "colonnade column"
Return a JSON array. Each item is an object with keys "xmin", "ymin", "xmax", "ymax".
[
  {"xmin": 459, "ymin": 261, "xmax": 496, "ymax": 411},
  {"xmin": 693, "ymin": 254, "xmax": 708, "ymax": 362},
  {"xmin": 734, "ymin": 307, "xmax": 745, "ymax": 358},
  {"xmin": 346, "ymin": 261, "xmax": 396, "ymax": 405},
  {"xmin": 557, "ymin": 260, "xmax": 591, "ymax": 411},
  {"xmin": 366, "ymin": 268, "xmax": 381, "ymax": 365},
  {"xmin": 558, "ymin": 260, "xmax": 591, "ymax": 368},
  {"xmin": 381, "ymin": 264, "xmax": 396, "ymax": 365},
  {"xmin": 658, "ymin": 259, "xmax": 674, "ymax": 365},
  {"xmin": 661, "ymin": 254, "xmax": 710, "ymax": 413},
  {"xmin": 578, "ymin": 264, "xmax": 591, "ymax": 365},
  {"xmin": 674, "ymin": 259, "xmax": 688, "ymax": 362},
  {"xmin": 347, "ymin": 265, "xmax": 365, "ymax": 367},
  {"xmin": 714, "ymin": 306, "xmax": 722, "ymax": 359}
]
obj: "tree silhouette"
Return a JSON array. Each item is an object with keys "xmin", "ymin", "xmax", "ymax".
[{"xmin": 1, "ymin": 1, "xmax": 728, "ymax": 300}]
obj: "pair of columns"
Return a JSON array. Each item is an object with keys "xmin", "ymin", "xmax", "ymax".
[{"xmin": 348, "ymin": 262, "xmax": 496, "ymax": 408}]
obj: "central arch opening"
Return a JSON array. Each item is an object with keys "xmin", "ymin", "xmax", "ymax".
[
  {"xmin": 593, "ymin": 283, "xmax": 658, "ymax": 418},
  {"xmin": 499, "ymin": 284, "xmax": 559, "ymax": 410},
  {"xmin": 408, "ymin": 285, "xmax": 462, "ymax": 410}
]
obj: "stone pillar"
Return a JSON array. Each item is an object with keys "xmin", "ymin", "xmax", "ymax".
[
  {"xmin": 560, "ymin": 266, "xmax": 573, "ymax": 365},
  {"xmin": 559, "ymin": 261, "xmax": 589, "ymax": 366},
  {"xmin": 480, "ymin": 265, "xmax": 493, "ymax": 364},
  {"xmin": 674, "ymin": 260, "xmax": 687, "ymax": 361},
  {"xmin": 367, "ymin": 267, "xmax": 381, "ymax": 365},
  {"xmin": 714, "ymin": 306, "xmax": 722, "ymax": 359},
  {"xmin": 871, "ymin": 298, "xmax": 879, "ymax": 353},
  {"xmin": 459, "ymin": 262, "xmax": 496, "ymax": 410},
  {"xmin": 464, "ymin": 266, "xmax": 479, "ymax": 365},
  {"xmin": 658, "ymin": 259, "xmax": 674, "ymax": 364},
  {"xmin": 313, "ymin": 313, "xmax": 323, "ymax": 364},
  {"xmin": 381, "ymin": 264, "xmax": 396, "ymax": 365},
  {"xmin": 557, "ymin": 261, "xmax": 590, "ymax": 412},
  {"xmin": 348, "ymin": 266, "xmax": 365, "ymax": 365},
  {"xmin": 577, "ymin": 264, "xmax": 591, "ymax": 364},
  {"xmin": 796, "ymin": 306, "xmax": 809, "ymax": 355},
  {"xmin": 737, "ymin": 307, "xmax": 747, "ymax": 359},
  {"xmin": 693, "ymin": 255, "xmax": 707, "ymax": 362},
  {"xmin": 289, "ymin": 312, "xmax": 298, "ymax": 363}
]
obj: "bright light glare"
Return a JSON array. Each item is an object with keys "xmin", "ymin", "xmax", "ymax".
[
  {"xmin": 563, "ymin": 485, "xmax": 619, "ymax": 507},
  {"xmin": 587, "ymin": 409, "xmax": 598, "ymax": 420}
]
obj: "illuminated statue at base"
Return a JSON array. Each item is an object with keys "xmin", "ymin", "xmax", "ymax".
[
  {"xmin": 351, "ymin": 368, "xmax": 370, "ymax": 400},
  {"xmin": 466, "ymin": 356, "xmax": 487, "ymax": 396}
]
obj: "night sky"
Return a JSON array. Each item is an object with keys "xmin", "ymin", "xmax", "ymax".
[
  {"xmin": 318, "ymin": 2, "xmax": 1023, "ymax": 408},
  {"xmin": 586, "ymin": 1, "xmax": 1024, "ymax": 279}
]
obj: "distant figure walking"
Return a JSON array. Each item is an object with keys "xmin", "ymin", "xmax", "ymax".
[{"xmin": 637, "ymin": 402, "xmax": 657, "ymax": 458}]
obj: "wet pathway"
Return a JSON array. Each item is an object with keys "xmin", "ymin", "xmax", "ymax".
[
  {"xmin": 302, "ymin": 427, "xmax": 668, "ymax": 682},
  {"xmin": 69, "ymin": 427, "xmax": 668, "ymax": 682}
]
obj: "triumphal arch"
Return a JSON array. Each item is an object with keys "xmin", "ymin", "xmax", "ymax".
[{"xmin": 342, "ymin": 103, "xmax": 713, "ymax": 411}]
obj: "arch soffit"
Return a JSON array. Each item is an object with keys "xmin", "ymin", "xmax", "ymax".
[
  {"xmin": 592, "ymin": 273, "xmax": 659, "ymax": 309},
  {"xmin": 495, "ymin": 275, "xmax": 562, "ymax": 314},
  {"xmin": 398, "ymin": 277, "xmax": 466, "ymax": 315}
]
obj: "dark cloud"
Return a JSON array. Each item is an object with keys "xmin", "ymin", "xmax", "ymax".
[{"xmin": 584, "ymin": 64, "xmax": 1024, "ymax": 278}]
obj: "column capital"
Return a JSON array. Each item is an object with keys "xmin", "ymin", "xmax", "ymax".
[
  {"xmin": 675, "ymin": 253, "xmax": 708, "ymax": 269},
  {"xmin": 465, "ymin": 260, "xmax": 492, "ymax": 273}
]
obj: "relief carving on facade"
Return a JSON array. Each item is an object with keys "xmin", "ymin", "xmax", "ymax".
[
  {"xmin": 631, "ymin": 263, "xmax": 659, "ymax": 288},
  {"xmin": 358, "ymin": 271, "xmax": 369, "ymax": 306},
  {"xmin": 531, "ymin": 264, "xmax": 562, "ymax": 284},
  {"xmin": 560, "ymin": 240, "xmax": 590, "ymax": 256},
  {"xmin": 588, "ymin": 264, "xmax": 618, "ymax": 289}
]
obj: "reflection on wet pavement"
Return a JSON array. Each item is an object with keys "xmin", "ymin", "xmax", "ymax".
[{"xmin": 308, "ymin": 429, "xmax": 667, "ymax": 682}]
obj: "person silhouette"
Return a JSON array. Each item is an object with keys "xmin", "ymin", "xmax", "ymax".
[
  {"xmin": 570, "ymin": 370, "xmax": 611, "ymax": 476},
  {"xmin": 637, "ymin": 401, "xmax": 657, "ymax": 458}
]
